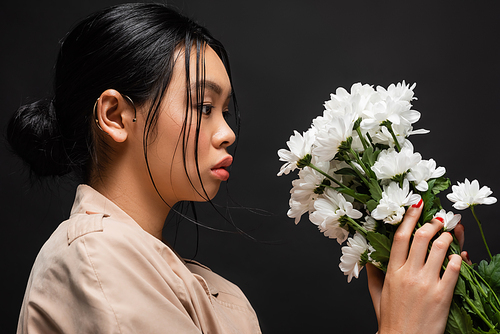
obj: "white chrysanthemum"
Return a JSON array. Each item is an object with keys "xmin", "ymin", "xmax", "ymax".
[
  {"xmin": 446, "ymin": 179, "xmax": 497, "ymax": 210},
  {"xmin": 323, "ymin": 83, "xmax": 377, "ymax": 120},
  {"xmin": 313, "ymin": 116, "xmax": 354, "ymax": 162},
  {"xmin": 434, "ymin": 209, "xmax": 461, "ymax": 231},
  {"xmin": 287, "ymin": 165, "xmax": 328, "ymax": 224},
  {"xmin": 350, "ymin": 82, "xmax": 377, "ymax": 98},
  {"xmin": 362, "ymin": 216, "xmax": 377, "ymax": 232},
  {"xmin": 287, "ymin": 198, "xmax": 313, "ymax": 227},
  {"xmin": 359, "ymin": 82, "xmax": 428, "ymax": 148},
  {"xmin": 393, "ymin": 122, "xmax": 430, "ymax": 141},
  {"xmin": 290, "ymin": 170, "xmax": 320, "ymax": 203},
  {"xmin": 277, "ymin": 129, "xmax": 316, "ymax": 176},
  {"xmin": 367, "ymin": 125, "xmax": 403, "ymax": 148},
  {"xmin": 407, "ymin": 159, "xmax": 446, "ymax": 191},
  {"xmin": 376, "ymin": 81, "xmax": 416, "ymax": 103},
  {"xmin": 361, "ymin": 98, "xmax": 413, "ymax": 130},
  {"xmin": 309, "ymin": 188, "xmax": 362, "ymax": 244},
  {"xmin": 339, "ymin": 232, "xmax": 370, "ymax": 283},
  {"xmin": 371, "ymin": 179, "xmax": 421, "ymax": 224},
  {"xmin": 406, "ymin": 127, "xmax": 430, "ymax": 136},
  {"xmin": 371, "ymin": 146, "xmax": 421, "ymax": 181}
]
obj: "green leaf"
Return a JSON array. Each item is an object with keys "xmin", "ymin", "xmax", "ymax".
[
  {"xmin": 423, "ymin": 206, "xmax": 439, "ymax": 225},
  {"xmin": 421, "ymin": 192, "xmax": 436, "ymax": 223},
  {"xmin": 433, "ymin": 196, "xmax": 444, "ymax": 211},
  {"xmin": 483, "ymin": 292, "xmax": 500, "ymax": 328},
  {"xmin": 432, "ymin": 176, "xmax": 451, "ymax": 195},
  {"xmin": 419, "ymin": 178, "xmax": 442, "ymax": 223},
  {"xmin": 449, "ymin": 237, "xmax": 461, "ymax": 256},
  {"xmin": 472, "ymin": 328, "xmax": 499, "ymax": 334},
  {"xmin": 361, "ymin": 146, "xmax": 380, "ymax": 171},
  {"xmin": 445, "ymin": 302, "xmax": 473, "ymax": 334},
  {"xmin": 366, "ymin": 199, "xmax": 378, "ymax": 213},
  {"xmin": 368, "ymin": 179, "xmax": 383, "ymax": 202},
  {"xmin": 336, "ymin": 187, "xmax": 371, "ymax": 203},
  {"xmin": 334, "ymin": 167, "xmax": 359, "ymax": 177},
  {"xmin": 425, "ymin": 178, "xmax": 437, "ymax": 190},
  {"xmin": 469, "ymin": 277, "xmax": 485, "ymax": 314},
  {"xmin": 455, "ymin": 276, "xmax": 467, "ymax": 297},
  {"xmin": 478, "ymin": 254, "xmax": 500, "ymax": 299},
  {"xmin": 366, "ymin": 231, "xmax": 391, "ymax": 263}
]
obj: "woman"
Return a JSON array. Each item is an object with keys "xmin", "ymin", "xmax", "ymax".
[{"xmin": 8, "ymin": 3, "xmax": 464, "ymax": 333}]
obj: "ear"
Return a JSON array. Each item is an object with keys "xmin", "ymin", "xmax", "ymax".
[{"xmin": 95, "ymin": 89, "xmax": 136, "ymax": 143}]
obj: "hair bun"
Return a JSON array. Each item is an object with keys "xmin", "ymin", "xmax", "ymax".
[{"xmin": 7, "ymin": 99, "xmax": 70, "ymax": 177}]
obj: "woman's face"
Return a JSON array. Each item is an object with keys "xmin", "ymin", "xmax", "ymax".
[{"xmin": 144, "ymin": 46, "xmax": 235, "ymax": 205}]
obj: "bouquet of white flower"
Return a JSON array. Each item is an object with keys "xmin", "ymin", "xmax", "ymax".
[{"xmin": 277, "ymin": 81, "xmax": 500, "ymax": 333}]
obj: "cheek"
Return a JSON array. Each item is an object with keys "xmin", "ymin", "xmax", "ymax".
[
  {"xmin": 195, "ymin": 130, "xmax": 212, "ymax": 162},
  {"xmin": 147, "ymin": 114, "xmax": 219, "ymax": 202},
  {"xmin": 146, "ymin": 120, "xmax": 184, "ymax": 186}
]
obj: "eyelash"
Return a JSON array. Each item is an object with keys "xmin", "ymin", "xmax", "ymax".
[
  {"xmin": 200, "ymin": 104, "xmax": 213, "ymax": 115},
  {"xmin": 199, "ymin": 104, "xmax": 232, "ymax": 119}
]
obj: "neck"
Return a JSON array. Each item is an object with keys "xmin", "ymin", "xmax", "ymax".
[{"xmin": 90, "ymin": 173, "xmax": 172, "ymax": 240}]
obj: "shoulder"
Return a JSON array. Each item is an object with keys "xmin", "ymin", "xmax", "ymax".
[
  {"xmin": 20, "ymin": 212, "xmax": 202, "ymax": 333},
  {"xmin": 34, "ymin": 212, "xmax": 155, "ymax": 276},
  {"xmin": 18, "ymin": 214, "xmax": 124, "ymax": 333}
]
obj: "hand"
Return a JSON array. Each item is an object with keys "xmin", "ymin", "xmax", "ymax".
[{"xmin": 366, "ymin": 201, "xmax": 462, "ymax": 334}]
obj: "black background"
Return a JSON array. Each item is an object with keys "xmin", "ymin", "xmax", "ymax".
[{"xmin": 1, "ymin": 1, "xmax": 500, "ymax": 333}]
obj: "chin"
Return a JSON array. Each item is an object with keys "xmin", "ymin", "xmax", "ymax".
[{"xmin": 200, "ymin": 183, "xmax": 221, "ymax": 202}]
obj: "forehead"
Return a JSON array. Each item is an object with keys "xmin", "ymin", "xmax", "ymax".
[
  {"xmin": 199, "ymin": 46, "xmax": 231, "ymax": 95},
  {"xmin": 203, "ymin": 47, "xmax": 229, "ymax": 79},
  {"xmin": 171, "ymin": 45, "xmax": 231, "ymax": 96}
]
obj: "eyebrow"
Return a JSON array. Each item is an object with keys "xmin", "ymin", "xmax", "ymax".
[{"xmin": 191, "ymin": 80, "xmax": 232, "ymax": 100}]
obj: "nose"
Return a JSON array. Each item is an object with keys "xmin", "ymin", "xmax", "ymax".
[{"xmin": 214, "ymin": 117, "xmax": 236, "ymax": 149}]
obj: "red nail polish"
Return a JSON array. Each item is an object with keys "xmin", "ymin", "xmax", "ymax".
[
  {"xmin": 435, "ymin": 217, "xmax": 444, "ymax": 223},
  {"xmin": 412, "ymin": 199, "xmax": 423, "ymax": 208},
  {"xmin": 465, "ymin": 251, "xmax": 470, "ymax": 262}
]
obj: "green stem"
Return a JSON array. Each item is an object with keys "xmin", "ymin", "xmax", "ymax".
[
  {"xmin": 307, "ymin": 163, "xmax": 348, "ymax": 189},
  {"xmin": 346, "ymin": 148, "xmax": 384, "ymax": 200},
  {"xmin": 463, "ymin": 295, "xmax": 496, "ymax": 330},
  {"xmin": 346, "ymin": 161, "xmax": 369, "ymax": 186},
  {"xmin": 349, "ymin": 148, "xmax": 372, "ymax": 177},
  {"xmin": 470, "ymin": 205, "xmax": 493, "ymax": 260},
  {"xmin": 324, "ymin": 185, "xmax": 369, "ymax": 204},
  {"xmin": 444, "ymin": 239, "xmax": 500, "ymax": 316},
  {"xmin": 382, "ymin": 121, "xmax": 401, "ymax": 152},
  {"xmin": 344, "ymin": 216, "xmax": 368, "ymax": 237},
  {"xmin": 463, "ymin": 261, "xmax": 500, "ymax": 312},
  {"xmin": 355, "ymin": 127, "xmax": 369, "ymax": 150},
  {"xmin": 366, "ymin": 132, "xmax": 375, "ymax": 149}
]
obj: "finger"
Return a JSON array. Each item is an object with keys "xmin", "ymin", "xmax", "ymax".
[
  {"xmin": 454, "ymin": 222, "xmax": 465, "ymax": 250},
  {"xmin": 366, "ymin": 263, "xmax": 384, "ymax": 323},
  {"xmin": 441, "ymin": 254, "xmax": 462, "ymax": 296},
  {"xmin": 388, "ymin": 199, "xmax": 423, "ymax": 271},
  {"xmin": 461, "ymin": 251, "xmax": 472, "ymax": 265},
  {"xmin": 406, "ymin": 218, "xmax": 444, "ymax": 268},
  {"xmin": 425, "ymin": 231, "xmax": 453, "ymax": 278}
]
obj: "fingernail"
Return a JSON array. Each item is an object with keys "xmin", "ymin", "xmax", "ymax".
[
  {"xmin": 465, "ymin": 251, "xmax": 470, "ymax": 262},
  {"xmin": 435, "ymin": 217, "xmax": 444, "ymax": 223},
  {"xmin": 412, "ymin": 199, "xmax": 423, "ymax": 208}
]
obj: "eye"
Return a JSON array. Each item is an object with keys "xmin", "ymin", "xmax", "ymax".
[
  {"xmin": 223, "ymin": 110, "xmax": 232, "ymax": 119},
  {"xmin": 200, "ymin": 104, "xmax": 213, "ymax": 115}
]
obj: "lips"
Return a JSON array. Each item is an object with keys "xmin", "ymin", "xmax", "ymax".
[{"xmin": 211, "ymin": 155, "xmax": 233, "ymax": 181}]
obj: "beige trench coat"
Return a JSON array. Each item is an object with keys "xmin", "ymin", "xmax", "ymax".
[{"xmin": 17, "ymin": 185, "xmax": 261, "ymax": 333}]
